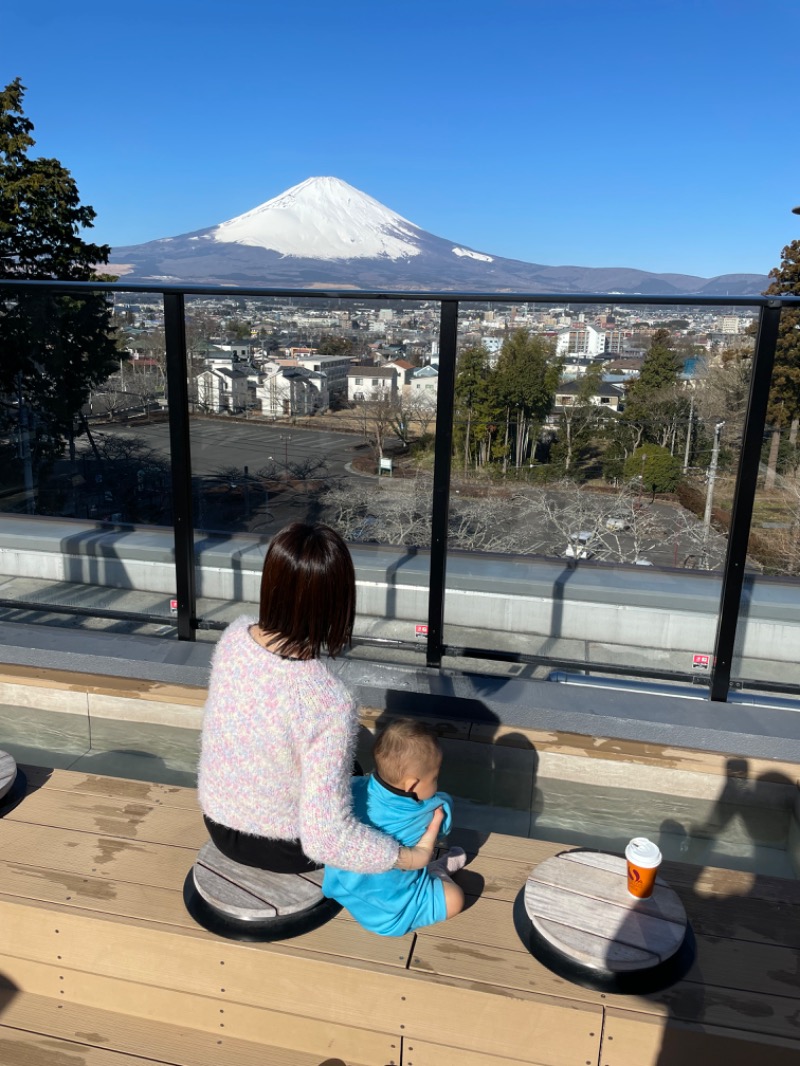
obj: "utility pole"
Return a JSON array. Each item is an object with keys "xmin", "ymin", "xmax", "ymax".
[
  {"xmin": 683, "ymin": 393, "xmax": 694, "ymax": 473},
  {"xmin": 703, "ymin": 421, "xmax": 725, "ymax": 533}
]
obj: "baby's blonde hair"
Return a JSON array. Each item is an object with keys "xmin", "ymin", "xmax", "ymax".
[{"xmin": 373, "ymin": 718, "xmax": 442, "ymax": 787}]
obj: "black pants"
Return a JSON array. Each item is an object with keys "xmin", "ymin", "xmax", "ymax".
[
  {"xmin": 203, "ymin": 759, "xmax": 364, "ymax": 875},
  {"xmin": 204, "ymin": 814, "xmax": 322, "ymax": 874}
]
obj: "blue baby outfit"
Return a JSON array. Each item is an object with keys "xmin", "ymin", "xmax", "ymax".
[{"xmin": 322, "ymin": 773, "xmax": 454, "ymax": 937}]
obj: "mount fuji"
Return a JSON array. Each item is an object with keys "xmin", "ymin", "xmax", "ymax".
[{"xmin": 108, "ymin": 177, "xmax": 767, "ymax": 296}]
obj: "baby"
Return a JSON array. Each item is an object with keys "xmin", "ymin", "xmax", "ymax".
[{"xmin": 322, "ymin": 718, "xmax": 466, "ymax": 936}]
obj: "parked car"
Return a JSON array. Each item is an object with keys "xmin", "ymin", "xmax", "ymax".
[
  {"xmin": 565, "ymin": 531, "xmax": 595, "ymax": 559},
  {"xmin": 605, "ymin": 516, "xmax": 629, "ymax": 532}
]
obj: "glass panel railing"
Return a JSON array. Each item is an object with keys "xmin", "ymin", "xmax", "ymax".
[
  {"xmin": 731, "ymin": 409, "xmax": 800, "ymax": 692},
  {"xmin": 0, "ymin": 279, "xmax": 786, "ymax": 698},
  {"xmin": 442, "ymin": 301, "xmax": 760, "ymax": 684},
  {"xmin": 187, "ymin": 296, "xmax": 435, "ymax": 649},
  {"xmin": 0, "ymin": 286, "xmax": 176, "ymax": 632}
]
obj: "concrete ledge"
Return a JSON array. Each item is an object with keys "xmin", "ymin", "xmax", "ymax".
[
  {"xmin": 1, "ymin": 619, "xmax": 800, "ymax": 767},
  {"xmin": 1, "ymin": 657, "xmax": 799, "ymax": 786}
]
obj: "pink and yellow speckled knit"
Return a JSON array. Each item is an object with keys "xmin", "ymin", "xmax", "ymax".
[{"xmin": 198, "ymin": 616, "xmax": 398, "ymax": 873}]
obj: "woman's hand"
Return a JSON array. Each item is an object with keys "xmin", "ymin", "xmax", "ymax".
[{"xmin": 394, "ymin": 806, "xmax": 445, "ymax": 871}]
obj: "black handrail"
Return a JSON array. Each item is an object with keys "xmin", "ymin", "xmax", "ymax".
[{"xmin": 2, "ymin": 276, "xmax": 799, "ymax": 308}]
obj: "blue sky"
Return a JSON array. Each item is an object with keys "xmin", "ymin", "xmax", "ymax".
[{"xmin": 4, "ymin": 0, "xmax": 799, "ymax": 279}]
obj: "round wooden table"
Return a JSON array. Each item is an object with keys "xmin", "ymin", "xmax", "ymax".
[{"xmin": 517, "ymin": 850, "xmax": 694, "ymax": 993}]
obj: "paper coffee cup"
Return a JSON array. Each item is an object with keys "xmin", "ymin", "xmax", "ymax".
[{"xmin": 625, "ymin": 837, "xmax": 662, "ymax": 899}]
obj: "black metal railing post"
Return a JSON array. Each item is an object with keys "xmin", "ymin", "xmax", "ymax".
[
  {"xmin": 710, "ymin": 301, "xmax": 783, "ymax": 700},
  {"xmin": 163, "ymin": 292, "xmax": 197, "ymax": 640},
  {"xmin": 426, "ymin": 300, "xmax": 459, "ymax": 668}
]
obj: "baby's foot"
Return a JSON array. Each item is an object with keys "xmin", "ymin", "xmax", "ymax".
[{"xmin": 430, "ymin": 846, "xmax": 466, "ymax": 875}]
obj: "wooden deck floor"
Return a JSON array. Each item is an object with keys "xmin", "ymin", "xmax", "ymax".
[{"xmin": 0, "ymin": 765, "xmax": 798, "ymax": 1066}]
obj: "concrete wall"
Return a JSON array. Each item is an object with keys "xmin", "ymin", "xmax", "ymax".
[{"xmin": 0, "ymin": 517, "xmax": 797, "ymax": 663}]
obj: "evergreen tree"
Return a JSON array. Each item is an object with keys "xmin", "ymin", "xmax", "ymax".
[
  {"xmin": 317, "ymin": 335, "xmax": 356, "ymax": 357},
  {"xmin": 0, "ymin": 78, "xmax": 118, "ymax": 476},
  {"xmin": 623, "ymin": 442, "xmax": 681, "ymax": 496},
  {"xmin": 764, "ymin": 237, "xmax": 800, "ymax": 433},
  {"xmin": 622, "ymin": 328, "xmax": 688, "ymax": 452},
  {"xmin": 494, "ymin": 330, "xmax": 560, "ymax": 470},
  {"xmin": 454, "ymin": 344, "xmax": 496, "ymax": 470}
]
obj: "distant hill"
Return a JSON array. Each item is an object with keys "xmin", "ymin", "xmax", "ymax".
[{"xmin": 108, "ymin": 177, "xmax": 768, "ymax": 296}]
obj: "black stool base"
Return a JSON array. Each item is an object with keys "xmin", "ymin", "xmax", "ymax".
[
  {"xmin": 0, "ymin": 768, "xmax": 27, "ymax": 818},
  {"xmin": 183, "ymin": 869, "xmax": 341, "ymax": 942}
]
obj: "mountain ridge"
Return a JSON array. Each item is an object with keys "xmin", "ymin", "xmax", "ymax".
[{"xmin": 108, "ymin": 177, "xmax": 768, "ymax": 296}]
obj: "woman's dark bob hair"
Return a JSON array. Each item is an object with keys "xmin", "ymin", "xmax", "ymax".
[{"xmin": 258, "ymin": 522, "xmax": 355, "ymax": 659}]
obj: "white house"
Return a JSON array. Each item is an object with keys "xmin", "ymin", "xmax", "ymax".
[
  {"xmin": 196, "ymin": 366, "xmax": 250, "ymax": 413},
  {"xmin": 213, "ymin": 342, "xmax": 253, "ymax": 363},
  {"xmin": 347, "ymin": 366, "xmax": 399, "ymax": 403},
  {"xmin": 256, "ymin": 362, "xmax": 328, "ymax": 418},
  {"xmin": 552, "ymin": 380, "xmax": 625, "ymax": 415},
  {"xmin": 384, "ymin": 359, "xmax": 415, "ymax": 390},
  {"xmin": 409, "ymin": 364, "xmax": 439, "ymax": 399}
]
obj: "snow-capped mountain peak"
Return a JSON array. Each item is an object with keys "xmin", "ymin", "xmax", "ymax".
[
  {"xmin": 108, "ymin": 176, "xmax": 769, "ymax": 295},
  {"xmin": 212, "ymin": 176, "xmax": 423, "ymax": 261}
]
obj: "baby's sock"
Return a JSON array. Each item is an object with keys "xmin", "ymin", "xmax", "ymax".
[{"xmin": 427, "ymin": 846, "xmax": 467, "ymax": 880}]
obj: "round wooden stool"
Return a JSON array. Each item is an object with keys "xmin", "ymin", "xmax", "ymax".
[
  {"xmin": 515, "ymin": 849, "xmax": 694, "ymax": 993},
  {"xmin": 184, "ymin": 840, "xmax": 341, "ymax": 941},
  {"xmin": 0, "ymin": 751, "xmax": 26, "ymax": 816}
]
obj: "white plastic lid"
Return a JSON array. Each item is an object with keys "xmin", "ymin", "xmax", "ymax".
[{"xmin": 625, "ymin": 837, "xmax": 662, "ymax": 868}]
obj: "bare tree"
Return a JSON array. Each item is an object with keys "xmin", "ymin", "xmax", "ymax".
[
  {"xmin": 351, "ymin": 392, "xmax": 400, "ymax": 463},
  {"xmin": 323, "ymin": 473, "xmax": 727, "ymax": 568},
  {"xmin": 92, "ymin": 385, "xmax": 129, "ymax": 421},
  {"xmin": 405, "ymin": 393, "xmax": 438, "ymax": 440}
]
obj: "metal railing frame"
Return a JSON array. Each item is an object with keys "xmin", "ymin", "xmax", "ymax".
[{"xmin": 2, "ymin": 278, "xmax": 800, "ymax": 702}]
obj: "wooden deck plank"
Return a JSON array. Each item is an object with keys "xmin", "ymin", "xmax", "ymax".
[
  {"xmin": 0, "ymin": 898, "xmax": 602, "ymax": 1066},
  {"xmin": 409, "ymin": 930, "xmax": 800, "ymax": 1041},
  {"xmin": 418, "ymin": 891, "xmax": 800, "ymax": 1003},
  {"xmin": 0, "ymin": 981, "xmax": 392, "ymax": 1066},
  {"xmin": 8, "ymin": 785, "xmax": 206, "ymax": 847},
  {"xmin": 0, "ymin": 1027, "xmax": 172, "ymax": 1066},
  {"xmin": 400, "ymin": 1038, "xmax": 555, "ymax": 1066},
  {"xmin": 0, "ymin": 866, "xmax": 415, "ymax": 969},
  {"xmin": 658, "ymin": 857, "xmax": 800, "ymax": 906},
  {"xmin": 0, "ymin": 819, "xmax": 193, "ymax": 890},
  {"xmin": 449, "ymin": 827, "xmax": 567, "ymax": 863},
  {"xmin": 602, "ymin": 1006, "xmax": 800, "ymax": 1066},
  {"xmin": 20, "ymin": 764, "xmax": 201, "ymax": 811}
]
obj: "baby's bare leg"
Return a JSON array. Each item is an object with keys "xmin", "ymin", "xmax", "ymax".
[
  {"xmin": 428, "ymin": 847, "xmax": 467, "ymax": 919},
  {"xmin": 441, "ymin": 877, "xmax": 465, "ymax": 918}
]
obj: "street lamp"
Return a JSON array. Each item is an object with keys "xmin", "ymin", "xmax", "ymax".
[
  {"xmin": 703, "ymin": 421, "xmax": 725, "ymax": 535},
  {"xmin": 279, "ymin": 433, "xmax": 291, "ymax": 471}
]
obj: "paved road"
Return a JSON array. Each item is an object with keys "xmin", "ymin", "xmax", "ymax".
[{"xmin": 96, "ymin": 418, "xmax": 364, "ymax": 480}]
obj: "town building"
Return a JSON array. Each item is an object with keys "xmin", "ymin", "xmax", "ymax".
[{"xmin": 347, "ymin": 366, "xmax": 399, "ymax": 403}]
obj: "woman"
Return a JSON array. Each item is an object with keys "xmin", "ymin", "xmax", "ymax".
[{"xmin": 198, "ymin": 522, "xmax": 442, "ymax": 874}]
